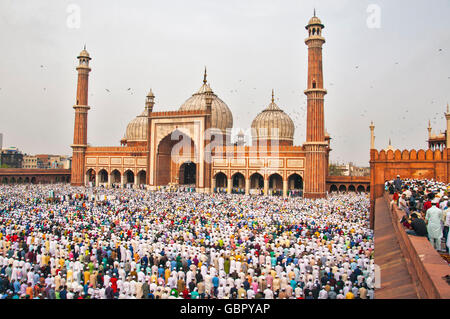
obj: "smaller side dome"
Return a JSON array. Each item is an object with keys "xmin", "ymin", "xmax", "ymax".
[{"xmin": 251, "ymin": 90, "xmax": 295, "ymax": 146}]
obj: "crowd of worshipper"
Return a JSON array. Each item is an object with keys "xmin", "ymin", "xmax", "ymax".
[
  {"xmin": 0, "ymin": 184, "xmax": 375, "ymax": 299},
  {"xmin": 386, "ymin": 176, "xmax": 450, "ymax": 253}
]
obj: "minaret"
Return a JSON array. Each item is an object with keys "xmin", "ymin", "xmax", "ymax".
[
  {"xmin": 445, "ymin": 104, "xmax": 450, "ymax": 148},
  {"xmin": 146, "ymin": 89, "xmax": 155, "ymax": 185},
  {"xmin": 204, "ymin": 84, "xmax": 214, "ymax": 193},
  {"xmin": 71, "ymin": 46, "xmax": 91, "ymax": 186},
  {"xmin": 427, "ymin": 120, "xmax": 432, "ymax": 138},
  {"xmin": 370, "ymin": 121, "xmax": 375, "ymax": 149},
  {"xmin": 303, "ymin": 12, "xmax": 328, "ymax": 199}
]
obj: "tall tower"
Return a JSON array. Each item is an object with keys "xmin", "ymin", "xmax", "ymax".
[
  {"xmin": 303, "ymin": 12, "xmax": 328, "ymax": 199},
  {"xmin": 71, "ymin": 47, "xmax": 91, "ymax": 186},
  {"xmin": 146, "ymin": 89, "xmax": 155, "ymax": 185},
  {"xmin": 445, "ymin": 103, "xmax": 450, "ymax": 148}
]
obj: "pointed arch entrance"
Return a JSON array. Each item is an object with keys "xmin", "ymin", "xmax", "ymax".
[
  {"xmin": 137, "ymin": 171, "xmax": 146, "ymax": 185},
  {"xmin": 269, "ymin": 173, "xmax": 283, "ymax": 196},
  {"xmin": 250, "ymin": 173, "xmax": 264, "ymax": 195},
  {"xmin": 232, "ymin": 172, "xmax": 245, "ymax": 194},
  {"xmin": 156, "ymin": 130, "xmax": 197, "ymax": 186},
  {"xmin": 288, "ymin": 173, "xmax": 303, "ymax": 197},
  {"xmin": 86, "ymin": 169, "xmax": 96, "ymax": 186},
  {"xmin": 179, "ymin": 162, "xmax": 196, "ymax": 185}
]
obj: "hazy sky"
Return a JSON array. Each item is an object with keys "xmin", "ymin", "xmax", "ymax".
[{"xmin": 1, "ymin": 0, "xmax": 449, "ymax": 166}]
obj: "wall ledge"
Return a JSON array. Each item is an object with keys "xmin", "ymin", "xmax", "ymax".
[{"xmin": 384, "ymin": 192, "xmax": 450, "ymax": 298}]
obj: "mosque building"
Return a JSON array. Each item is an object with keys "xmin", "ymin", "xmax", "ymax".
[{"xmin": 70, "ymin": 13, "xmax": 333, "ymax": 199}]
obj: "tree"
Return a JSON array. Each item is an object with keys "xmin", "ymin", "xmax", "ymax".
[{"xmin": 329, "ymin": 164, "xmax": 344, "ymax": 176}]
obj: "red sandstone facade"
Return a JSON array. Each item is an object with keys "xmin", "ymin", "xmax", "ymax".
[
  {"xmin": 304, "ymin": 15, "xmax": 328, "ymax": 199},
  {"xmin": 369, "ymin": 109, "xmax": 450, "ymax": 228},
  {"xmin": 71, "ymin": 48, "xmax": 91, "ymax": 186},
  {"xmin": 0, "ymin": 169, "xmax": 71, "ymax": 184},
  {"xmin": 70, "ymin": 14, "xmax": 336, "ymax": 198}
]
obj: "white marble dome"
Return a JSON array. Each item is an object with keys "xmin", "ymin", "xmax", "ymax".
[
  {"xmin": 179, "ymin": 80, "xmax": 233, "ymax": 133},
  {"xmin": 124, "ymin": 109, "xmax": 149, "ymax": 143},
  {"xmin": 251, "ymin": 94, "xmax": 295, "ymax": 144}
]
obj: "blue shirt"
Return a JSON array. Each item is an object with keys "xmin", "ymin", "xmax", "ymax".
[{"xmin": 212, "ymin": 276, "xmax": 219, "ymax": 288}]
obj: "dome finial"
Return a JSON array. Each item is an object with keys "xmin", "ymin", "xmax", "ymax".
[
  {"xmin": 314, "ymin": 8, "xmax": 316, "ymax": 17},
  {"xmin": 271, "ymin": 89, "xmax": 275, "ymax": 103},
  {"xmin": 203, "ymin": 66, "xmax": 207, "ymax": 85}
]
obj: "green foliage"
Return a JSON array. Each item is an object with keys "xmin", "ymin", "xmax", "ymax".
[{"xmin": 329, "ymin": 164, "xmax": 344, "ymax": 176}]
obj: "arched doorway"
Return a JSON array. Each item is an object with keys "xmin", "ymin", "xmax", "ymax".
[
  {"xmin": 24, "ymin": 177, "xmax": 30, "ymax": 184},
  {"xmin": 137, "ymin": 170, "xmax": 146, "ymax": 186},
  {"xmin": 1, "ymin": 177, "xmax": 8, "ymax": 184},
  {"xmin": 179, "ymin": 162, "xmax": 196, "ymax": 185},
  {"xmin": 98, "ymin": 170, "xmax": 108, "ymax": 184},
  {"xmin": 31, "ymin": 177, "xmax": 36, "ymax": 184},
  {"xmin": 111, "ymin": 170, "xmax": 121, "ymax": 187},
  {"xmin": 339, "ymin": 185, "xmax": 347, "ymax": 193},
  {"xmin": 125, "ymin": 170, "xmax": 135, "ymax": 187},
  {"xmin": 287, "ymin": 173, "xmax": 303, "ymax": 197},
  {"xmin": 357, "ymin": 185, "xmax": 365, "ymax": 193},
  {"xmin": 214, "ymin": 172, "xmax": 227, "ymax": 193},
  {"xmin": 366, "ymin": 185, "xmax": 370, "ymax": 192},
  {"xmin": 348, "ymin": 185, "xmax": 356, "ymax": 192},
  {"xmin": 156, "ymin": 131, "xmax": 197, "ymax": 186},
  {"xmin": 250, "ymin": 173, "xmax": 264, "ymax": 195},
  {"xmin": 330, "ymin": 185, "xmax": 338, "ymax": 193},
  {"xmin": 17, "ymin": 177, "xmax": 23, "ymax": 184},
  {"xmin": 10, "ymin": 177, "xmax": 16, "ymax": 184},
  {"xmin": 269, "ymin": 173, "xmax": 283, "ymax": 196},
  {"xmin": 232, "ymin": 172, "xmax": 245, "ymax": 194},
  {"xmin": 86, "ymin": 169, "xmax": 96, "ymax": 186}
]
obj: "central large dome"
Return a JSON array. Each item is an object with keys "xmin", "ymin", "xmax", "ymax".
[{"xmin": 179, "ymin": 74, "xmax": 233, "ymax": 133}]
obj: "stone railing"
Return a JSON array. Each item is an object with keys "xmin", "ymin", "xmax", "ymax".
[{"xmin": 384, "ymin": 192, "xmax": 450, "ymax": 298}]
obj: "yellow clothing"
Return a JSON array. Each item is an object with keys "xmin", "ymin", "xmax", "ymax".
[
  {"xmin": 165, "ymin": 269, "xmax": 171, "ymax": 283},
  {"xmin": 84, "ymin": 271, "xmax": 90, "ymax": 285}
]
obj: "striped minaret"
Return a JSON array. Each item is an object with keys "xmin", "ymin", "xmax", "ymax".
[
  {"xmin": 303, "ymin": 12, "xmax": 328, "ymax": 199},
  {"xmin": 71, "ymin": 46, "xmax": 91, "ymax": 186}
]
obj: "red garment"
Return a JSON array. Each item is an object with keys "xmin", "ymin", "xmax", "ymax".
[
  {"xmin": 110, "ymin": 277, "xmax": 118, "ymax": 293},
  {"xmin": 423, "ymin": 201, "xmax": 432, "ymax": 212},
  {"xmin": 393, "ymin": 193, "xmax": 399, "ymax": 201}
]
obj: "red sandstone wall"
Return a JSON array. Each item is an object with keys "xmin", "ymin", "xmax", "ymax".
[
  {"xmin": 370, "ymin": 147, "xmax": 450, "ymax": 228},
  {"xmin": 384, "ymin": 193, "xmax": 450, "ymax": 299}
]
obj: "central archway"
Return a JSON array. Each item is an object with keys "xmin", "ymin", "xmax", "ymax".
[
  {"xmin": 156, "ymin": 130, "xmax": 197, "ymax": 186},
  {"xmin": 179, "ymin": 162, "xmax": 196, "ymax": 185}
]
